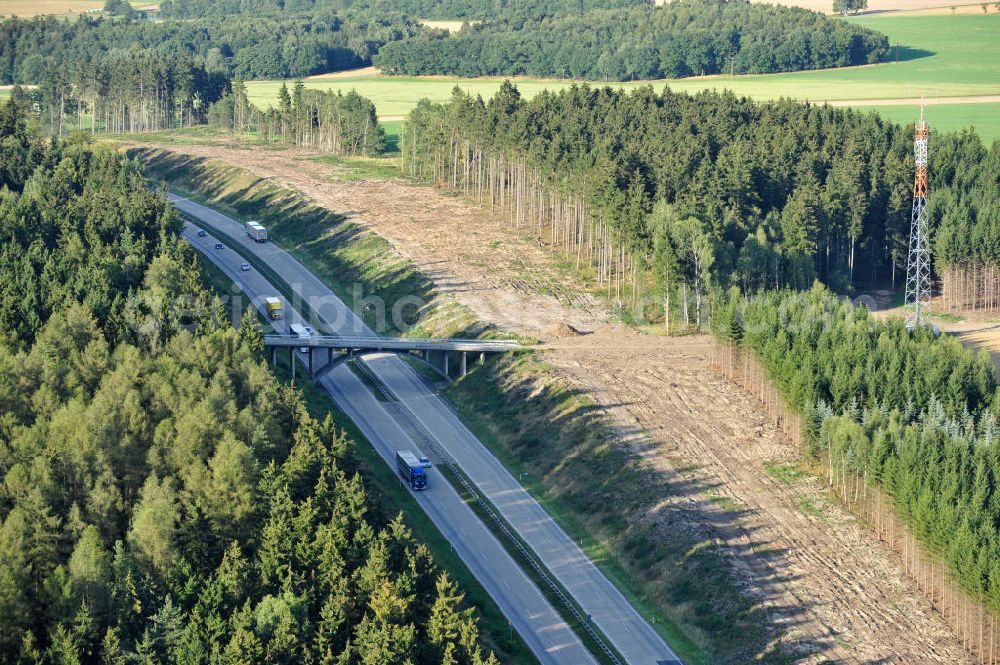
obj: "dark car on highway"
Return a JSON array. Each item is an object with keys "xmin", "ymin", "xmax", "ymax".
[{"xmin": 214, "ymin": 242, "xmax": 224, "ymax": 249}]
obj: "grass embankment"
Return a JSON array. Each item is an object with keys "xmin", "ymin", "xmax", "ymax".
[
  {"xmin": 444, "ymin": 353, "xmax": 780, "ymax": 665},
  {"xmin": 137, "ymin": 147, "xmax": 782, "ymax": 663},
  {"xmin": 192, "ymin": 246, "xmax": 537, "ymax": 665},
  {"xmin": 345, "ymin": 359, "xmax": 625, "ymax": 665},
  {"xmin": 131, "ymin": 146, "xmax": 477, "ymax": 337},
  {"xmin": 246, "ymin": 14, "xmax": 1000, "ymax": 143}
]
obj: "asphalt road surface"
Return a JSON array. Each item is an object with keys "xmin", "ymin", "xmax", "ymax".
[
  {"xmin": 182, "ymin": 223, "xmax": 597, "ymax": 665},
  {"xmin": 174, "ymin": 194, "xmax": 682, "ymax": 665}
]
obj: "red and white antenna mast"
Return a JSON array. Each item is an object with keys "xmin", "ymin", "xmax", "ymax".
[{"xmin": 904, "ymin": 100, "xmax": 931, "ymax": 328}]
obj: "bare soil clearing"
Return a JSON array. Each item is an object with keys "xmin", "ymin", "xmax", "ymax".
[
  {"xmin": 126, "ymin": 141, "xmax": 608, "ymax": 334},
  {"xmin": 542, "ymin": 328, "xmax": 971, "ymax": 663},
  {"xmin": 305, "ymin": 66, "xmax": 381, "ymax": 80},
  {"xmin": 127, "ymin": 140, "xmax": 970, "ymax": 663}
]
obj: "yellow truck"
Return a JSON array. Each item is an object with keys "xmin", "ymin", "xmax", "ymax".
[{"xmin": 264, "ymin": 297, "xmax": 283, "ymax": 320}]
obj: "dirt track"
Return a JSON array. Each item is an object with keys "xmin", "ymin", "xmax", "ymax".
[
  {"xmin": 130, "ymin": 141, "xmax": 971, "ymax": 663},
  {"xmin": 129, "ymin": 142, "xmax": 606, "ymax": 335},
  {"xmin": 826, "ymin": 94, "xmax": 1000, "ymax": 106}
]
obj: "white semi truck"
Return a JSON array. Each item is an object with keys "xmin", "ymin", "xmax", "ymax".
[
  {"xmin": 289, "ymin": 323, "xmax": 311, "ymax": 352},
  {"xmin": 246, "ymin": 220, "xmax": 267, "ymax": 242}
]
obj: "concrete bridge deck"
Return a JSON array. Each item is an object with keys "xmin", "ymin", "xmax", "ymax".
[
  {"xmin": 263, "ymin": 334, "xmax": 521, "ymax": 380},
  {"xmin": 263, "ymin": 334, "xmax": 521, "ymax": 353}
]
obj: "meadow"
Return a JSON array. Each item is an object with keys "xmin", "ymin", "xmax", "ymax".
[
  {"xmin": 245, "ymin": 13, "xmax": 1000, "ymax": 141},
  {"xmin": 0, "ymin": 1, "xmax": 155, "ymax": 17},
  {"xmin": 849, "ymin": 101, "xmax": 1000, "ymax": 144}
]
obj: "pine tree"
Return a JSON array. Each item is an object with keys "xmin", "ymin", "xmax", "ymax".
[{"xmin": 239, "ymin": 306, "xmax": 264, "ymax": 355}]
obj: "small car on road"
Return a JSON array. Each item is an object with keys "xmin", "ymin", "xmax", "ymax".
[
  {"xmin": 240, "ymin": 262, "xmax": 251, "ymax": 271},
  {"xmin": 214, "ymin": 242, "xmax": 224, "ymax": 249},
  {"xmin": 419, "ymin": 456, "xmax": 432, "ymax": 468},
  {"xmin": 196, "ymin": 229, "xmax": 207, "ymax": 237}
]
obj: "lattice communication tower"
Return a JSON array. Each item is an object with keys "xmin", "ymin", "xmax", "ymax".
[{"xmin": 904, "ymin": 103, "xmax": 931, "ymax": 328}]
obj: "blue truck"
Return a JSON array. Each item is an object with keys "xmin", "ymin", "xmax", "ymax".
[{"xmin": 395, "ymin": 450, "xmax": 427, "ymax": 490}]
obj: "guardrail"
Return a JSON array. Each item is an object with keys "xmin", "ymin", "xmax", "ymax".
[
  {"xmin": 263, "ymin": 334, "xmax": 521, "ymax": 353},
  {"xmin": 348, "ymin": 360, "xmax": 624, "ymax": 665}
]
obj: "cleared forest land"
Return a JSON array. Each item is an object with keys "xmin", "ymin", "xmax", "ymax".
[
  {"xmin": 121, "ymin": 138, "xmax": 975, "ymax": 663},
  {"xmin": 246, "ymin": 13, "xmax": 1000, "ymax": 142}
]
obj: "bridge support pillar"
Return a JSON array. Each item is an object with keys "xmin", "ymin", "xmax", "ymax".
[
  {"xmin": 290, "ymin": 348, "xmax": 296, "ymax": 379},
  {"xmin": 271, "ymin": 347, "xmax": 277, "ymax": 367},
  {"xmin": 308, "ymin": 348, "xmax": 314, "ymax": 376},
  {"xmin": 443, "ymin": 352, "xmax": 449, "ymax": 377},
  {"xmin": 480, "ymin": 351, "xmax": 485, "ymax": 365},
  {"xmin": 460, "ymin": 352, "xmax": 467, "ymax": 377}
]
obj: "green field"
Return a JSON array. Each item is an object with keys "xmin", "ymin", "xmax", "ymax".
[
  {"xmin": 245, "ymin": 13, "xmax": 1000, "ymax": 141},
  {"xmin": 849, "ymin": 102, "xmax": 1000, "ymax": 144}
]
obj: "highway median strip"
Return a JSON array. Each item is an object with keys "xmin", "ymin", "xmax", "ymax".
[
  {"xmin": 188, "ymin": 235, "xmax": 539, "ymax": 664},
  {"xmin": 148, "ymin": 155, "xmax": 708, "ymax": 662},
  {"xmin": 346, "ymin": 359, "xmax": 628, "ymax": 665},
  {"xmin": 179, "ymin": 200, "xmax": 619, "ymax": 663}
]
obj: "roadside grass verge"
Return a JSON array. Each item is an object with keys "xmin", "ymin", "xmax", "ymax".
[
  {"xmin": 399, "ymin": 353, "xmax": 448, "ymax": 384},
  {"xmin": 192, "ymin": 251, "xmax": 536, "ymax": 665},
  {"xmin": 348, "ymin": 354, "xmax": 624, "ymax": 665},
  {"xmin": 130, "ymin": 146, "xmax": 483, "ymax": 338},
  {"xmin": 144, "ymin": 147, "xmax": 782, "ymax": 663},
  {"xmin": 444, "ymin": 352, "xmax": 785, "ymax": 664}
]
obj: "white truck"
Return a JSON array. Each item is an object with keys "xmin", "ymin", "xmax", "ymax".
[
  {"xmin": 289, "ymin": 323, "xmax": 311, "ymax": 352},
  {"xmin": 246, "ymin": 220, "xmax": 268, "ymax": 242}
]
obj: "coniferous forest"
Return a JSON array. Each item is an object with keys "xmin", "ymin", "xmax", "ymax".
[
  {"xmin": 713, "ymin": 288, "xmax": 1000, "ymax": 659},
  {"xmin": 159, "ymin": 0, "xmax": 649, "ymax": 20},
  {"xmin": 402, "ymin": 83, "xmax": 999, "ymax": 325},
  {"xmin": 0, "ymin": 10, "xmax": 422, "ymax": 83},
  {"xmin": 376, "ymin": 1, "xmax": 890, "ymax": 79},
  {"xmin": 208, "ymin": 80, "xmax": 387, "ymax": 157},
  {"xmin": 932, "ymin": 138, "xmax": 1000, "ymax": 312},
  {"xmin": 0, "ymin": 98, "xmax": 495, "ymax": 665}
]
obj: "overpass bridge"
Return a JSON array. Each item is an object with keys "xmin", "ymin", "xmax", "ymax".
[{"xmin": 263, "ymin": 334, "xmax": 521, "ymax": 379}]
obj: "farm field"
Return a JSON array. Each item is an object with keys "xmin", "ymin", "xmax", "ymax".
[
  {"xmin": 245, "ymin": 13, "xmax": 1000, "ymax": 141},
  {"xmin": 0, "ymin": 1, "xmax": 104, "ymax": 16},
  {"xmin": 848, "ymin": 101, "xmax": 1000, "ymax": 143},
  {"xmin": 759, "ymin": 0, "xmax": 1000, "ymax": 14},
  {"xmin": 0, "ymin": 1, "xmax": 156, "ymax": 17}
]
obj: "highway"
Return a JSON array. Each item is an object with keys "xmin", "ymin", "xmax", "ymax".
[
  {"xmin": 182, "ymin": 223, "xmax": 597, "ymax": 665},
  {"xmin": 174, "ymin": 193, "xmax": 682, "ymax": 665}
]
